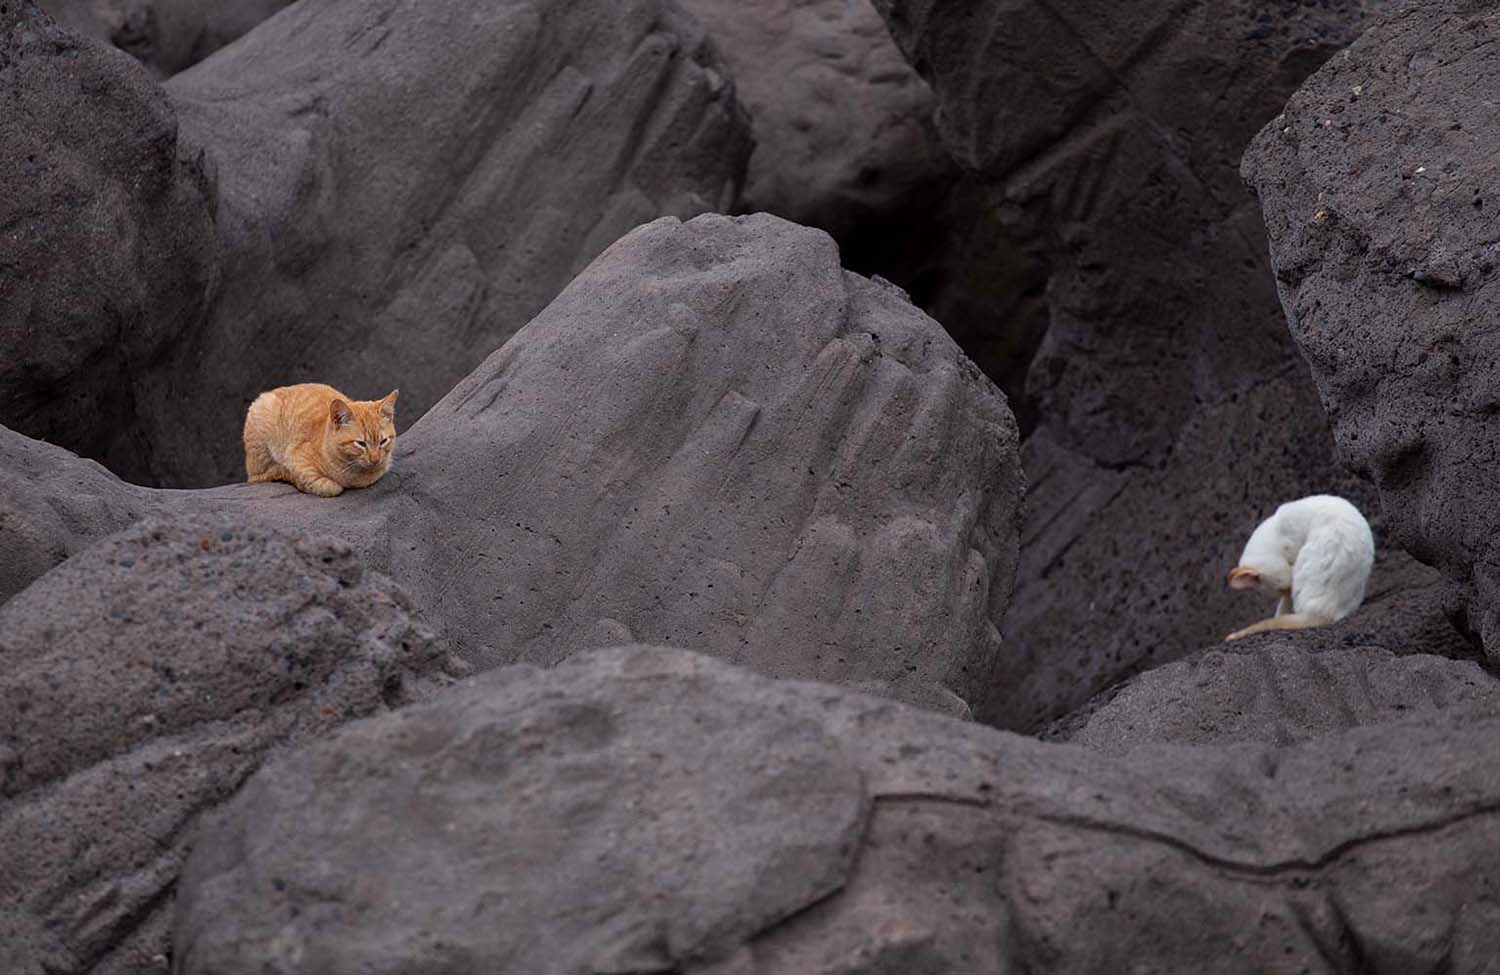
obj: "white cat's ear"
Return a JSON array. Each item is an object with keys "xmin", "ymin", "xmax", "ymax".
[
  {"xmin": 1227, "ymin": 566, "xmax": 1261, "ymax": 590},
  {"xmin": 330, "ymin": 399, "xmax": 354, "ymax": 426},
  {"xmin": 379, "ymin": 389, "xmax": 399, "ymax": 420}
]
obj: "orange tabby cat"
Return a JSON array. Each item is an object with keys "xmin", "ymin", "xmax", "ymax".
[{"xmin": 243, "ymin": 383, "xmax": 398, "ymax": 497}]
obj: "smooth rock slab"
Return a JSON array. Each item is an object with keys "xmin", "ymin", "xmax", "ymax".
[
  {"xmin": 177, "ymin": 645, "xmax": 1500, "ymax": 974},
  {"xmin": 0, "ymin": 213, "xmax": 1023, "ymax": 717},
  {"xmin": 1243, "ymin": 1, "xmax": 1500, "ymax": 666},
  {"xmin": 0, "ymin": 515, "xmax": 461, "ymax": 975}
]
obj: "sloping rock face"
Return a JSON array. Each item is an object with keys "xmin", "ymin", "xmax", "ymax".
[
  {"xmin": 675, "ymin": 0, "xmax": 946, "ymax": 239},
  {"xmin": 0, "ymin": 213, "xmax": 1023, "ymax": 716},
  {"xmin": 2, "ymin": 0, "xmax": 750, "ymax": 487},
  {"xmin": 0, "ymin": 2, "xmax": 218, "ymax": 479},
  {"xmin": 678, "ymin": 0, "xmax": 1050, "ymax": 422},
  {"xmin": 1243, "ymin": 2, "xmax": 1500, "ymax": 666},
  {"xmin": 176, "ymin": 645, "xmax": 1500, "ymax": 975},
  {"xmin": 0, "ymin": 515, "xmax": 460, "ymax": 975},
  {"xmin": 1066, "ymin": 642, "xmax": 1500, "ymax": 754},
  {"xmin": 870, "ymin": 0, "xmax": 1402, "ymax": 728},
  {"xmin": 36, "ymin": 0, "xmax": 291, "ymax": 76},
  {"xmin": 148, "ymin": 0, "xmax": 750, "ymax": 487}
]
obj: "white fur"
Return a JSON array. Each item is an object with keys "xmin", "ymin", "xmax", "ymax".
[{"xmin": 1237, "ymin": 494, "xmax": 1375, "ymax": 623}]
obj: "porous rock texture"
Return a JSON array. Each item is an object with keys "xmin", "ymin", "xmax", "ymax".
[
  {"xmin": 0, "ymin": 1, "xmax": 218, "ymax": 479},
  {"xmin": 872, "ymin": 0, "xmax": 1407, "ymax": 729},
  {"xmin": 36, "ymin": 0, "xmax": 291, "ymax": 76},
  {"xmin": 0, "ymin": 212, "xmax": 1024, "ymax": 716},
  {"xmin": 1064, "ymin": 641, "xmax": 1500, "ymax": 754},
  {"xmin": 1243, "ymin": 2, "xmax": 1500, "ymax": 666},
  {"xmin": 0, "ymin": 515, "xmax": 460, "ymax": 975},
  {"xmin": 176, "ymin": 645, "xmax": 1500, "ymax": 975},
  {"xmin": 1, "ymin": 0, "xmax": 750, "ymax": 487}
]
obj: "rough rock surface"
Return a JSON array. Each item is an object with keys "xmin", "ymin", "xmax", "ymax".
[
  {"xmin": 871, "ymin": 0, "xmax": 1403, "ymax": 728},
  {"xmin": 679, "ymin": 0, "xmax": 1049, "ymax": 421},
  {"xmin": 0, "ymin": 213, "xmax": 1023, "ymax": 716},
  {"xmin": 37, "ymin": 0, "xmax": 291, "ymax": 76},
  {"xmin": 148, "ymin": 0, "xmax": 750, "ymax": 488},
  {"xmin": 676, "ymin": 0, "xmax": 946, "ymax": 239},
  {"xmin": 0, "ymin": 515, "xmax": 459, "ymax": 975},
  {"xmin": 6, "ymin": 0, "xmax": 750, "ymax": 487},
  {"xmin": 1243, "ymin": 2, "xmax": 1500, "ymax": 666},
  {"xmin": 1064, "ymin": 641, "xmax": 1500, "ymax": 754},
  {"xmin": 176, "ymin": 645, "xmax": 1500, "ymax": 974},
  {"xmin": 0, "ymin": 2, "xmax": 218, "ymax": 478}
]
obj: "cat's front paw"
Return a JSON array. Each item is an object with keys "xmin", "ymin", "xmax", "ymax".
[
  {"xmin": 1224, "ymin": 627, "xmax": 1249, "ymax": 642},
  {"xmin": 301, "ymin": 478, "xmax": 345, "ymax": 498}
]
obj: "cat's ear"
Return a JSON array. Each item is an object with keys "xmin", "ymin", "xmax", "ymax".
[
  {"xmin": 379, "ymin": 389, "xmax": 399, "ymax": 420},
  {"xmin": 330, "ymin": 399, "xmax": 354, "ymax": 426},
  {"xmin": 1227, "ymin": 566, "xmax": 1260, "ymax": 590}
]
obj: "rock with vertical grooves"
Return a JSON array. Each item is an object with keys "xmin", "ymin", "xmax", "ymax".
[{"xmin": 0, "ymin": 213, "xmax": 1024, "ymax": 720}]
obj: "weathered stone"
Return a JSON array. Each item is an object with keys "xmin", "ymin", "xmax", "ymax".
[
  {"xmin": 1064, "ymin": 640, "xmax": 1500, "ymax": 754},
  {"xmin": 4, "ymin": 0, "xmax": 751, "ymax": 487},
  {"xmin": 1243, "ymin": 1, "xmax": 1500, "ymax": 666},
  {"xmin": 176, "ymin": 645, "xmax": 1500, "ymax": 974},
  {"xmin": 36, "ymin": 0, "xmax": 291, "ymax": 76},
  {"xmin": 679, "ymin": 0, "xmax": 1049, "ymax": 420},
  {"xmin": 0, "ymin": 213, "xmax": 1023, "ymax": 717},
  {"xmin": 870, "ymin": 0, "xmax": 1405, "ymax": 727},
  {"xmin": 0, "ymin": 1, "xmax": 218, "ymax": 478},
  {"xmin": 0, "ymin": 515, "xmax": 460, "ymax": 975}
]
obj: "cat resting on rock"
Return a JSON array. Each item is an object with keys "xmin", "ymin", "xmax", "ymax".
[
  {"xmin": 1224, "ymin": 494, "xmax": 1374, "ymax": 641},
  {"xmin": 243, "ymin": 383, "xmax": 398, "ymax": 497}
]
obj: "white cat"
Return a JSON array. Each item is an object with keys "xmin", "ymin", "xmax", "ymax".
[{"xmin": 1224, "ymin": 494, "xmax": 1375, "ymax": 641}]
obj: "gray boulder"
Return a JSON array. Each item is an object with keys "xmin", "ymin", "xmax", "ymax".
[
  {"xmin": 0, "ymin": 213, "xmax": 1023, "ymax": 717},
  {"xmin": 1064, "ymin": 641, "xmax": 1500, "ymax": 754},
  {"xmin": 676, "ymin": 0, "xmax": 947, "ymax": 239},
  {"xmin": 0, "ymin": 515, "xmax": 461, "ymax": 975},
  {"xmin": 1243, "ymin": 1, "xmax": 1500, "ymax": 666},
  {"xmin": 870, "ymin": 0, "xmax": 1407, "ymax": 728},
  {"xmin": 3, "ymin": 0, "xmax": 750, "ymax": 487},
  {"xmin": 678, "ymin": 0, "xmax": 1049, "ymax": 419},
  {"xmin": 36, "ymin": 0, "xmax": 291, "ymax": 76},
  {"xmin": 176, "ymin": 645, "xmax": 1500, "ymax": 974},
  {"xmin": 0, "ymin": 1, "xmax": 218, "ymax": 479},
  {"xmin": 148, "ymin": 0, "xmax": 750, "ymax": 487}
]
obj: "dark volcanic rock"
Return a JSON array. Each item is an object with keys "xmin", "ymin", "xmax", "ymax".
[
  {"xmin": 1243, "ymin": 2, "xmax": 1500, "ymax": 666},
  {"xmin": 1065, "ymin": 642, "xmax": 1500, "ymax": 754},
  {"xmin": 0, "ymin": 213, "xmax": 1023, "ymax": 716},
  {"xmin": 676, "ymin": 0, "xmax": 947, "ymax": 239},
  {"xmin": 871, "ymin": 0, "xmax": 1402, "ymax": 728},
  {"xmin": 177, "ymin": 645, "xmax": 1500, "ymax": 974},
  {"xmin": 37, "ymin": 0, "xmax": 291, "ymax": 76},
  {"xmin": 140, "ymin": 0, "xmax": 750, "ymax": 487},
  {"xmin": 0, "ymin": 1, "xmax": 218, "ymax": 478},
  {"xmin": 0, "ymin": 515, "xmax": 459, "ymax": 975},
  {"xmin": 679, "ymin": 0, "xmax": 1049, "ymax": 422},
  {"xmin": 5, "ymin": 0, "xmax": 750, "ymax": 487}
]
